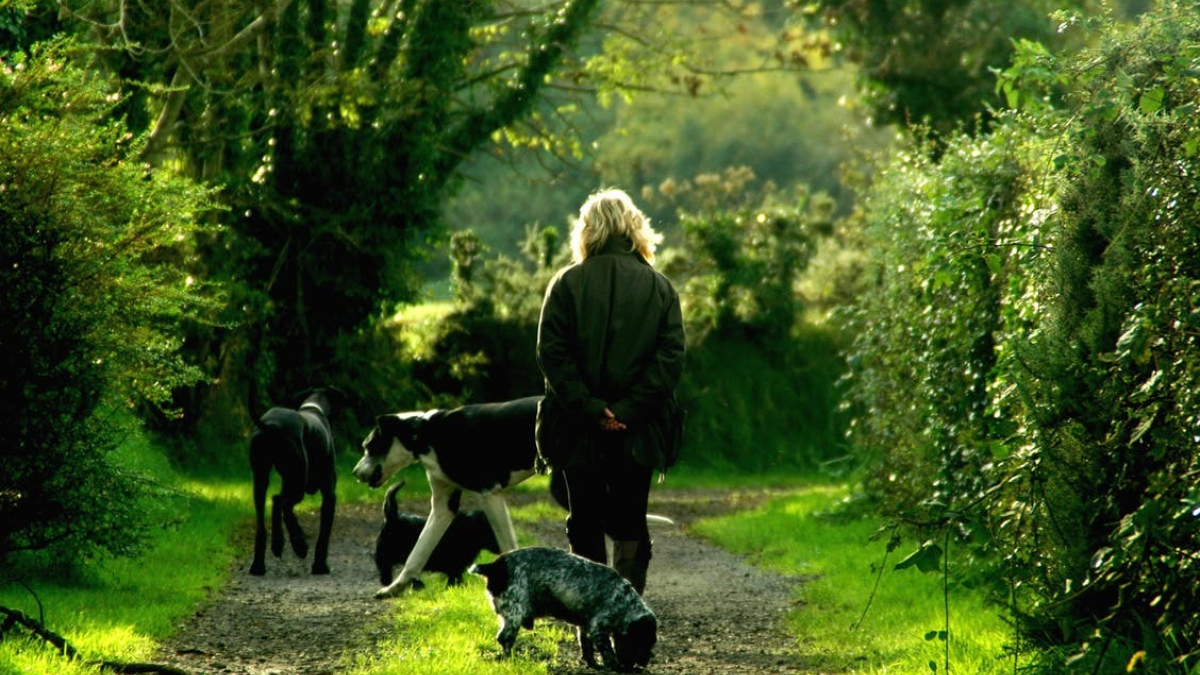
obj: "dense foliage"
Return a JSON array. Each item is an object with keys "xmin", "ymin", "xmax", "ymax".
[
  {"xmin": 809, "ymin": 0, "xmax": 1088, "ymax": 135},
  {"xmin": 843, "ymin": 4, "xmax": 1200, "ymax": 671},
  {"xmin": 444, "ymin": 4, "xmax": 886, "ymax": 264},
  {"xmin": 0, "ymin": 41, "xmax": 219, "ymax": 562}
]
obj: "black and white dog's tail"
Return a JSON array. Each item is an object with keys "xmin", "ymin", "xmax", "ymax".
[{"xmin": 549, "ymin": 469, "xmax": 676, "ymax": 527}]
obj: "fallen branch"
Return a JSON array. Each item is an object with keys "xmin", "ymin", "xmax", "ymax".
[{"xmin": 0, "ymin": 605, "xmax": 191, "ymax": 675}]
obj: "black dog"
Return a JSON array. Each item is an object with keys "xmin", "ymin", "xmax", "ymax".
[
  {"xmin": 248, "ymin": 387, "xmax": 339, "ymax": 576},
  {"xmin": 374, "ymin": 481, "xmax": 500, "ymax": 587},
  {"xmin": 352, "ymin": 396, "xmax": 541, "ymax": 597},
  {"xmin": 470, "ymin": 547, "xmax": 657, "ymax": 672}
]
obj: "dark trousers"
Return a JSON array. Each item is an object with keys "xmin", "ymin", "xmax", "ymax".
[{"xmin": 561, "ymin": 442, "xmax": 652, "ymax": 564}]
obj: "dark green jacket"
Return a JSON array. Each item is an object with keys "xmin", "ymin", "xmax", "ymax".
[{"xmin": 535, "ymin": 236, "xmax": 686, "ymax": 470}]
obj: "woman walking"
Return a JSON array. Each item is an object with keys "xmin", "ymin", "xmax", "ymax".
[{"xmin": 535, "ymin": 188, "xmax": 685, "ymax": 594}]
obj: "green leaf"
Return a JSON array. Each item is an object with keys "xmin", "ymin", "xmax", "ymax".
[
  {"xmin": 895, "ymin": 540, "xmax": 943, "ymax": 573},
  {"xmin": 984, "ymin": 253, "xmax": 1002, "ymax": 274},
  {"xmin": 1139, "ymin": 86, "xmax": 1165, "ymax": 114},
  {"xmin": 1005, "ymin": 86, "xmax": 1020, "ymax": 110}
]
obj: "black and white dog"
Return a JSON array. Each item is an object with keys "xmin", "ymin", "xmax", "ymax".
[
  {"xmin": 249, "ymin": 387, "xmax": 339, "ymax": 576},
  {"xmin": 374, "ymin": 481, "xmax": 500, "ymax": 587},
  {"xmin": 352, "ymin": 396, "xmax": 540, "ymax": 597},
  {"xmin": 470, "ymin": 547, "xmax": 657, "ymax": 672}
]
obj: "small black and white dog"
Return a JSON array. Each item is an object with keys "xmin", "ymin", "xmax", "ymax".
[
  {"xmin": 374, "ymin": 481, "xmax": 499, "ymax": 587},
  {"xmin": 470, "ymin": 547, "xmax": 658, "ymax": 672},
  {"xmin": 353, "ymin": 396, "xmax": 540, "ymax": 597},
  {"xmin": 248, "ymin": 387, "xmax": 340, "ymax": 576}
]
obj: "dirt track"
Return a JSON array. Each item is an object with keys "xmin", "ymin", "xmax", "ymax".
[{"xmin": 156, "ymin": 488, "xmax": 809, "ymax": 675}]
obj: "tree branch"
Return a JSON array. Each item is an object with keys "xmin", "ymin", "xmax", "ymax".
[
  {"xmin": 435, "ymin": 0, "xmax": 602, "ymax": 179},
  {"xmin": 0, "ymin": 605, "xmax": 192, "ymax": 675},
  {"xmin": 139, "ymin": 0, "xmax": 298, "ymax": 163}
]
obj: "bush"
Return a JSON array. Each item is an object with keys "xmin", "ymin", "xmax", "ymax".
[
  {"xmin": 0, "ymin": 40, "xmax": 220, "ymax": 563},
  {"xmin": 842, "ymin": 4, "xmax": 1200, "ymax": 670}
]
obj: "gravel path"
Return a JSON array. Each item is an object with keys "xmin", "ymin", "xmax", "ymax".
[{"xmin": 156, "ymin": 487, "xmax": 809, "ymax": 675}]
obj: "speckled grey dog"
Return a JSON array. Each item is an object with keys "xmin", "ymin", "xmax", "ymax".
[{"xmin": 470, "ymin": 547, "xmax": 657, "ymax": 672}]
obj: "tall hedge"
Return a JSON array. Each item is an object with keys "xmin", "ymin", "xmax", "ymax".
[{"xmin": 844, "ymin": 4, "xmax": 1200, "ymax": 671}]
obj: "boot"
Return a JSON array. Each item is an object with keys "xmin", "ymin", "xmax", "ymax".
[{"xmin": 612, "ymin": 539, "xmax": 652, "ymax": 595}]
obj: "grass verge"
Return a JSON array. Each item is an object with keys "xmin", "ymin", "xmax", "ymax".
[
  {"xmin": 341, "ymin": 565, "xmax": 570, "ymax": 675},
  {"xmin": 691, "ymin": 484, "xmax": 1015, "ymax": 674},
  {"xmin": 0, "ymin": 439, "xmax": 244, "ymax": 674}
]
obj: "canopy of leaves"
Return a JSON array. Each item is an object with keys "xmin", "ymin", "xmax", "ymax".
[{"xmin": 30, "ymin": 1, "xmax": 609, "ymax": 420}]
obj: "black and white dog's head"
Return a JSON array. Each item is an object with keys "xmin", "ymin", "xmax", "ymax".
[{"xmin": 353, "ymin": 411, "xmax": 430, "ymax": 488}]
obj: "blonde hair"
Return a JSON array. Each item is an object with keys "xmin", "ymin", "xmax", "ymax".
[{"xmin": 571, "ymin": 189, "xmax": 663, "ymax": 265}]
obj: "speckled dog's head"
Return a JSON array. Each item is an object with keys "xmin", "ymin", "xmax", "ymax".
[{"xmin": 471, "ymin": 547, "xmax": 657, "ymax": 672}]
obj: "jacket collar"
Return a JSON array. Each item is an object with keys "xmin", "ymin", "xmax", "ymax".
[{"xmin": 596, "ymin": 235, "xmax": 643, "ymax": 261}]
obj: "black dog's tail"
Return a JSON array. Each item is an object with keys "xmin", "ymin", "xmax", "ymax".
[
  {"xmin": 469, "ymin": 558, "xmax": 509, "ymax": 598},
  {"xmin": 382, "ymin": 480, "xmax": 406, "ymax": 522}
]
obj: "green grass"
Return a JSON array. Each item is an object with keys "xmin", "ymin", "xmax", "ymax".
[
  {"xmin": 341, "ymin": 493, "xmax": 577, "ymax": 675},
  {"xmin": 342, "ymin": 557, "xmax": 569, "ymax": 675},
  {"xmin": 0, "ymin": 436, "xmax": 244, "ymax": 674},
  {"xmin": 692, "ymin": 484, "xmax": 1016, "ymax": 674},
  {"xmin": 333, "ymin": 491, "xmax": 569, "ymax": 675}
]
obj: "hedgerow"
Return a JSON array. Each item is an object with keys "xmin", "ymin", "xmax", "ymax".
[{"xmin": 842, "ymin": 4, "xmax": 1200, "ymax": 671}]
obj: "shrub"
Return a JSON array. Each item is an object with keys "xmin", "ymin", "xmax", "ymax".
[
  {"xmin": 0, "ymin": 40, "xmax": 220, "ymax": 563},
  {"xmin": 842, "ymin": 4, "xmax": 1200, "ymax": 670}
]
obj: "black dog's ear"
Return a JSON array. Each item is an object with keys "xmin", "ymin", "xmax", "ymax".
[
  {"xmin": 322, "ymin": 385, "xmax": 348, "ymax": 402},
  {"xmin": 376, "ymin": 414, "xmax": 409, "ymax": 436}
]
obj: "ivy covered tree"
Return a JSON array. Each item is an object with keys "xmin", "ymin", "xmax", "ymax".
[
  {"xmin": 1002, "ymin": 7, "xmax": 1200, "ymax": 669},
  {"xmin": 33, "ymin": 0, "xmax": 607, "ymax": 427}
]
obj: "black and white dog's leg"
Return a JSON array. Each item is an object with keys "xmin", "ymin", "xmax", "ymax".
[
  {"xmin": 311, "ymin": 483, "xmax": 336, "ymax": 574},
  {"xmin": 376, "ymin": 477, "xmax": 458, "ymax": 598},
  {"xmin": 479, "ymin": 490, "xmax": 520, "ymax": 553}
]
